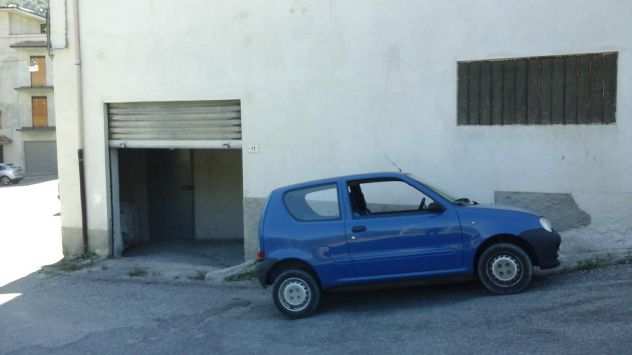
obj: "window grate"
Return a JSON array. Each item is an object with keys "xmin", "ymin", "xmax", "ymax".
[{"xmin": 457, "ymin": 52, "xmax": 617, "ymax": 125}]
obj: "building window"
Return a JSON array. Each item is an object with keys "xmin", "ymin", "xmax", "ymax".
[
  {"xmin": 32, "ymin": 97, "xmax": 48, "ymax": 128},
  {"xmin": 457, "ymin": 52, "xmax": 617, "ymax": 125},
  {"xmin": 30, "ymin": 56, "xmax": 47, "ymax": 87},
  {"xmin": 40, "ymin": 23, "xmax": 47, "ymax": 34}
]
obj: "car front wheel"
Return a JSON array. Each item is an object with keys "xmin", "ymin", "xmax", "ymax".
[
  {"xmin": 477, "ymin": 243, "xmax": 533, "ymax": 295},
  {"xmin": 272, "ymin": 269, "xmax": 321, "ymax": 319}
]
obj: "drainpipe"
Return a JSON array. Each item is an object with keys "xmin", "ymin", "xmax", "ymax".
[{"xmin": 72, "ymin": 0, "xmax": 88, "ymax": 255}]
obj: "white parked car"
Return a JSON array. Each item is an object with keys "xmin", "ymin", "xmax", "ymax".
[{"xmin": 0, "ymin": 163, "xmax": 24, "ymax": 185}]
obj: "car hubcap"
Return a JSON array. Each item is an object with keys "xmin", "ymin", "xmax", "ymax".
[
  {"xmin": 489, "ymin": 254, "xmax": 521, "ymax": 285},
  {"xmin": 278, "ymin": 277, "xmax": 311, "ymax": 312},
  {"xmin": 0, "ymin": 177, "xmax": 9, "ymax": 185}
]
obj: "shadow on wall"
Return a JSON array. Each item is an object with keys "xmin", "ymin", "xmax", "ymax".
[{"xmin": 495, "ymin": 191, "xmax": 591, "ymax": 232}]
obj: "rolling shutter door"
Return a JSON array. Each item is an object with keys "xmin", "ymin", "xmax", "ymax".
[
  {"xmin": 24, "ymin": 141, "xmax": 58, "ymax": 176},
  {"xmin": 108, "ymin": 101, "xmax": 241, "ymax": 148}
]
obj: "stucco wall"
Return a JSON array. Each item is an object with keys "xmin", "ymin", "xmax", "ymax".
[
  {"xmin": 51, "ymin": 0, "xmax": 632, "ymax": 259},
  {"xmin": 50, "ymin": 1, "xmax": 83, "ymax": 256},
  {"xmin": 0, "ymin": 11, "xmax": 20, "ymax": 163},
  {"xmin": 8, "ymin": 13, "xmax": 40, "ymax": 35}
]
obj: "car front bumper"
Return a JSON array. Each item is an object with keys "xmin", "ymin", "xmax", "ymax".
[
  {"xmin": 520, "ymin": 228, "xmax": 562, "ymax": 269},
  {"xmin": 7, "ymin": 173, "xmax": 24, "ymax": 181}
]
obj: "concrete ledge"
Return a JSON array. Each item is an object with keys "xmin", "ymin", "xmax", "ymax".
[
  {"xmin": 42, "ymin": 256, "xmax": 257, "ymax": 286},
  {"xmin": 42, "ymin": 248, "xmax": 632, "ymax": 287},
  {"xmin": 553, "ymin": 248, "xmax": 632, "ymax": 273}
]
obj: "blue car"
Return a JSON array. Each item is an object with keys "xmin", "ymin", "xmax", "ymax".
[{"xmin": 256, "ymin": 172, "xmax": 561, "ymax": 318}]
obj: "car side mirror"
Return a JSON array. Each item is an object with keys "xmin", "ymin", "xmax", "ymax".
[{"xmin": 427, "ymin": 202, "xmax": 445, "ymax": 213}]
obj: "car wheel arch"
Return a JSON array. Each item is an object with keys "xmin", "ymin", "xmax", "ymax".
[
  {"xmin": 267, "ymin": 258, "xmax": 321, "ymax": 288},
  {"xmin": 474, "ymin": 234, "xmax": 539, "ymax": 270}
]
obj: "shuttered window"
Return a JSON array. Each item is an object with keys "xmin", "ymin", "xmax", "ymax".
[
  {"xmin": 30, "ymin": 56, "xmax": 47, "ymax": 87},
  {"xmin": 32, "ymin": 97, "xmax": 48, "ymax": 128},
  {"xmin": 457, "ymin": 52, "xmax": 617, "ymax": 125}
]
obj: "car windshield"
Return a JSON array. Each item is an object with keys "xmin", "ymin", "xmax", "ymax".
[{"xmin": 406, "ymin": 174, "xmax": 459, "ymax": 203}]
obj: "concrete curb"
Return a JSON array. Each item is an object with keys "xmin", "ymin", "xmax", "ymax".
[
  {"xmin": 41, "ymin": 256, "xmax": 258, "ymax": 286},
  {"xmin": 41, "ymin": 247, "xmax": 632, "ymax": 286},
  {"xmin": 206, "ymin": 261, "xmax": 256, "ymax": 283},
  {"xmin": 551, "ymin": 248, "xmax": 632, "ymax": 274}
]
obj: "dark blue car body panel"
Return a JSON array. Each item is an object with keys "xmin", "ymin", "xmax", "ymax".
[{"xmin": 257, "ymin": 172, "xmax": 561, "ymax": 289}]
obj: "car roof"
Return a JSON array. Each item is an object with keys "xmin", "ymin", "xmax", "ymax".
[{"xmin": 273, "ymin": 171, "xmax": 408, "ymax": 193}]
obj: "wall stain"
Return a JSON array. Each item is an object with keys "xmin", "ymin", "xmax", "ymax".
[{"xmin": 495, "ymin": 191, "xmax": 591, "ymax": 232}]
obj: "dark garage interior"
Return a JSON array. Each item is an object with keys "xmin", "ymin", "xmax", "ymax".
[{"xmin": 115, "ymin": 148, "xmax": 244, "ymax": 267}]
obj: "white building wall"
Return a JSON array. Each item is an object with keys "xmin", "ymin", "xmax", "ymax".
[
  {"xmin": 0, "ymin": 12, "xmax": 19, "ymax": 162},
  {"xmin": 51, "ymin": 0, "xmax": 632, "ymax": 258},
  {"xmin": 8, "ymin": 12, "xmax": 41, "ymax": 35},
  {"xmin": 50, "ymin": 1, "xmax": 84, "ymax": 256}
]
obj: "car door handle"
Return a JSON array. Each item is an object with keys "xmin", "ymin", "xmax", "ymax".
[{"xmin": 352, "ymin": 225, "xmax": 367, "ymax": 233}]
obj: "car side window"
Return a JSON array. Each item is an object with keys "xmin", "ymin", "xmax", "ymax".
[
  {"xmin": 284, "ymin": 184, "xmax": 340, "ymax": 221},
  {"xmin": 348, "ymin": 180, "xmax": 436, "ymax": 216}
]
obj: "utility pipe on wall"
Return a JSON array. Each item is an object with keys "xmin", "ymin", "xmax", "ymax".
[{"xmin": 72, "ymin": 0, "xmax": 88, "ymax": 255}]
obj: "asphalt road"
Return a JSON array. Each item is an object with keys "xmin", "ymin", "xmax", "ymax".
[{"xmin": 1, "ymin": 263, "xmax": 631, "ymax": 355}]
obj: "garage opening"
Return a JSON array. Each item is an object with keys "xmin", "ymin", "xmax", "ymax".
[
  {"xmin": 108, "ymin": 100, "xmax": 244, "ymax": 267},
  {"xmin": 115, "ymin": 148, "xmax": 244, "ymax": 266},
  {"xmin": 24, "ymin": 141, "xmax": 58, "ymax": 177}
]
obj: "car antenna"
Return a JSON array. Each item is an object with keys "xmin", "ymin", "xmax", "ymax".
[{"xmin": 384, "ymin": 154, "xmax": 403, "ymax": 173}]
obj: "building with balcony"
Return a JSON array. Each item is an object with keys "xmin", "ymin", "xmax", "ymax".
[{"xmin": 0, "ymin": 5, "xmax": 56, "ymax": 176}]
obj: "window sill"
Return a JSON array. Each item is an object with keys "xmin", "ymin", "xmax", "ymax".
[
  {"xmin": 14, "ymin": 86, "xmax": 54, "ymax": 92},
  {"xmin": 17, "ymin": 127, "xmax": 55, "ymax": 132}
]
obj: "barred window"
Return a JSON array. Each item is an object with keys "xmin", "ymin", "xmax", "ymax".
[{"xmin": 457, "ymin": 52, "xmax": 617, "ymax": 125}]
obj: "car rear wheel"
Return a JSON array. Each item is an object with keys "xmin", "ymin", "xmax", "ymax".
[
  {"xmin": 0, "ymin": 176, "xmax": 11, "ymax": 186},
  {"xmin": 477, "ymin": 243, "xmax": 533, "ymax": 295},
  {"xmin": 272, "ymin": 269, "xmax": 321, "ymax": 319}
]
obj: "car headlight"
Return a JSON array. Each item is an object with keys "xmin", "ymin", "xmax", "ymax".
[{"xmin": 539, "ymin": 217, "xmax": 553, "ymax": 233}]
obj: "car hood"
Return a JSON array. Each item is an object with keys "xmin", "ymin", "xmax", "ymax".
[{"xmin": 464, "ymin": 203, "xmax": 538, "ymax": 216}]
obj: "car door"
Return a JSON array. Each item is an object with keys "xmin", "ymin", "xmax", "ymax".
[{"xmin": 344, "ymin": 178, "xmax": 465, "ymax": 281}]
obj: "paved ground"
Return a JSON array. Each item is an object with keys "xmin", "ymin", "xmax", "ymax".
[
  {"xmin": 0, "ymin": 177, "xmax": 62, "ymax": 288},
  {"xmin": 2, "ymin": 175, "xmax": 632, "ymax": 355},
  {"xmin": 1, "ymin": 263, "xmax": 631, "ymax": 355}
]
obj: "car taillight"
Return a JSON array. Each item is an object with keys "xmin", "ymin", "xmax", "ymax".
[{"xmin": 256, "ymin": 251, "xmax": 265, "ymax": 261}]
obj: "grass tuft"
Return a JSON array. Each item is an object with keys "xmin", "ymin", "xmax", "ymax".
[
  {"xmin": 225, "ymin": 269, "xmax": 256, "ymax": 282},
  {"xmin": 128, "ymin": 267, "xmax": 148, "ymax": 278}
]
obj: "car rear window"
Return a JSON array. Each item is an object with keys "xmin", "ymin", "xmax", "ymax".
[{"xmin": 284, "ymin": 184, "xmax": 340, "ymax": 221}]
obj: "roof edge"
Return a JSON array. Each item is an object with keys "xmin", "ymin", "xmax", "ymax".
[{"xmin": 0, "ymin": 5, "xmax": 46, "ymax": 22}]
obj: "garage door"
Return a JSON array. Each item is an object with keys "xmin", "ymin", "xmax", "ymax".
[
  {"xmin": 107, "ymin": 100, "xmax": 241, "ymax": 148},
  {"xmin": 24, "ymin": 141, "xmax": 58, "ymax": 176}
]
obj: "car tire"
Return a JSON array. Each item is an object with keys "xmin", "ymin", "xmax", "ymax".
[
  {"xmin": 0, "ymin": 176, "xmax": 10, "ymax": 186},
  {"xmin": 477, "ymin": 243, "xmax": 533, "ymax": 295},
  {"xmin": 272, "ymin": 269, "xmax": 321, "ymax": 319}
]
